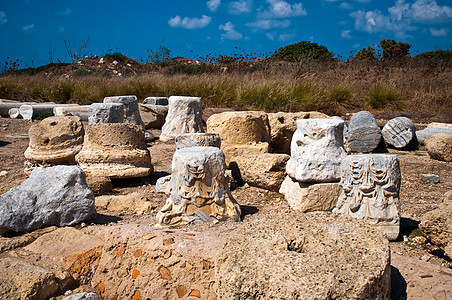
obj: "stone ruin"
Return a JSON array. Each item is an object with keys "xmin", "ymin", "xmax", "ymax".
[
  {"xmin": 334, "ymin": 154, "xmax": 402, "ymax": 241},
  {"xmin": 75, "ymin": 123, "xmax": 153, "ymax": 179},
  {"xmin": 156, "ymin": 146, "xmax": 241, "ymax": 227},
  {"xmin": 347, "ymin": 111, "xmax": 382, "ymax": 153},
  {"xmin": 159, "ymin": 96, "xmax": 204, "ymax": 142},
  {"xmin": 280, "ymin": 119, "xmax": 346, "ymax": 212},
  {"xmin": 24, "ymin": 116, "xmax": 84, "ymax": 174},
  {"xmin": 103, "ymin": 95, "xmax": 145, "ymax": 127},
  {"xmin": 88, "ymin": 103, "xmax": 125, "ymax": 124}
]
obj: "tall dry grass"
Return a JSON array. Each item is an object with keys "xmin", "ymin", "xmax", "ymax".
[{"xmin": 0, "ymin": 60, "xmax": 450, "ymax": 118}]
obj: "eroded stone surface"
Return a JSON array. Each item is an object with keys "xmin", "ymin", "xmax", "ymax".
[
  {"xmin": 216, "ymin": 211, "xmax": 391, "ymax": 299},
  {"xmin": 286, "ymin": 119, "xmax": 347, "ymax": 183},
  {"xmin": 143, "ymin": 97, "xmax": 168, "ymax": 106},
  {"xmin": 160, "ymin": 96, "xmax": 204, "ymax": 142},
  {"xmin": 75, "ymin": 124, "xmax": 152, "ymax": 179},
  {"xmin": 175, "ymin": 133, "xmax": 221, "ymax": 150},
  {"xmin": 88, "ymin": 103, "xmax": 124, "ymax": 124},
  {"xmin": 156, "ymin": 147, "xmax": 241, "ymax": 227},
  {"xmin": 0, "ymin": 166, "xmax": 95, "ymax": 234},
  {"xmin": 334, "ymin": 154, "xmax": 401, "ymax": 240},
  {"xmin": 267, "ymin": 111, "xmax": 330, "ymax": 154},
  {"xmin": 279, "ymin": 176, "xmax": 341, "ymax": 212},
  {"xmin": 103, "ymin": 95, "xmax": 144, "ymax": 127},
  {"xmin": 24, "ymin": 116, "xmax": 84, "ymax": 173},
  {"xmin": 230, "ymin": 150, "xmax": 289, "ymax": 191},
  {"xmin": 416, "ymin": 128, "xmax": 452, "ymax": 145},
  {"xmin": 347, "ymin": 111, "xmax": 382, "ymax": 153},
  {"xmin": 425, "ymin": 133, "xmax": 452, "ymax": 162},
  {"xmin": 139, "ymin": 104, "xmax": 168, "ymax": 129},
  {"xmin": 382, "ymin": 116, "xmax": 417, "ymax": 149}
]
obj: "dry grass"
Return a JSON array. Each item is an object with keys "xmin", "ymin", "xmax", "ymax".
[{"xmin": 0, "ymin": 60, "xmax": 450, "ymax": 119}]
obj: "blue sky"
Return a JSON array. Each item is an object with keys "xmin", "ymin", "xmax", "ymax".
[{"xmin": 0, "ymin": 0, "xmax": 451, "ymax": 67}]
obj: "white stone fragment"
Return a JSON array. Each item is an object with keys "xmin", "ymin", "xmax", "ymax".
[
  {"xmin": 88, "ymin": 103, "xmax": 125, "ymax": 124},
  {"xmin": 103, "ymin": 95, "xmax": 145, "ymax": 127}
]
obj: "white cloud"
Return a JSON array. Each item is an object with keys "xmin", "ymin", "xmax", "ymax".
[
  {"xmin": 207, "ymin": 0, "xmax": 221, "ymax": 12},
  {"xmin": 266, "ymin": 32, "xmax": 276, "ymax": 40},
  {"xmin": 259, "ymin": 0, "xmax": 307, "ymax": 18},
  {"xmin": 341, "ymin": 29, "xmax": 352, "ymax": 38},
  {"xmin": 229, "ymin": 0, "xmax": 252, "ymax": 14},
  {"xmin": 246, "ymin": 19, "xmax": 290, "ymax": 30},
  {"xmin": 351, "ymin": 9, "xmax": 416, "ymax": 37},
  {"xmin": 219, "ymin": 22, "xmax": 243, "ymax": 40},
  {"xmin": 0, "ymin": 11, "xmax": 7, "ymax": 25},
  {"xmin": 23, "ymin": 24, "xmax": 35, "ymax": 31},
  {"xmin": 340, "ymin": 2, "xmax": 353, "ymax": 9},
  {"xmin": 430, "ymin": 27, "xmax": 447, "ymax": 36},
  {"xmin": 56, "ymin": 7, "xmax": 72, "ymax": 16},
  {"xmin": 408, "ymin": 0, "xmax": 452, "ymax": 23},
  {"xmin": 168, "ymin": 15, "xmax": 211, "ymax": 29},
  {"xmin": 279, "ymin": 32, "xmax": 295, "ymax": 41}
]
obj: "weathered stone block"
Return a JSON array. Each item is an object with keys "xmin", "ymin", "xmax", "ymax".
[
  {"xmin": 139, "ymin": 104, "xmax": 168, "ymax": 129},
  {"xmin": 382, "ymin": 116, "xmax": 417, "ymax": 149},
  {"xmin": 175, "ymin": 132, "xmax": 221, "ymax": 150},
  {"xmin": 425, "ymin": 133, "xmax": 452, "ymax": 162},
  {"xmin": 347, "ymin": 111, "xmax": 382, "ymax": 153},
  {"xmin": 103, "ymin": 95, "xmax": 145, "ymax": 127},
  {"xmin": 88, "ymin": 103, "xmax": 125, "ymax": 124},
  {"xmin": 142, "ymin": 97, "xmax": 168, "ymax": 106}
]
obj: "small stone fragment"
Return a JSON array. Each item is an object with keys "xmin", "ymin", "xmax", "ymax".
[
  {"xmin": 189, "ymin": 290, "xmax": 201, "ymax": 298},
  {"xmin": 186, "ymin": 262, "xmax": 193, "ymax": 271},
  {"xmin": 203, "ymin": 260, "xmax": 211, "ymax": 270},
  {"xmin": 132, "ymin": 290, "xmax": 141, "ymax": 300},
  {"xmin": 142, "ymin": 234, "xmax": 157, "ymax": 240},
  {"xmin": 421, "ymin": 174, "xmax": 440, "ymax": 184},
  {"xmin": 159, "ymin": 266, "xmax": 172, "ymax": 281},
  {"xmin": 98, "ymin": 282, "xmax": 105, "ymax": 293},
  {"xmin": 62, "ymin": 292, "xmax": 99, "ymax": 300},
  {"xmin": 132, "ymin": 269, "xmax": 140, "ymax": 279},
  {"xmin": 116, "ymin": 247, "xmax": 126, "ymax": 258},
  {"xmin": 176, "ymin": 285, "xmax": 188, "ymax": 298},
  {"xmin": 163, "ymin": 238, "xmax": 174, "ymax": 246},
  {"xmin": 134, "ymin": 250, "xmax": 142, "ymax": 258}
]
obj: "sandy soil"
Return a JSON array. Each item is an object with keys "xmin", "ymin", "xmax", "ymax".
[{"xmin": 0, "ymin": 116, "xmax": 451, "ymax": 299}]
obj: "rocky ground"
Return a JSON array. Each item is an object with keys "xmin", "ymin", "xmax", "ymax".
[{"xmin": 0, "ymin": 116, "xmax": 451, "ymax": 299}]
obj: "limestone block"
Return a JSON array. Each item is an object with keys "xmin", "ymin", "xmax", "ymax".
[
  {"xmin": 175, "ymin": 132, "xmax": 221, "ymax": 150},
  {"xmin": 286, "ymin": 119, "xmax": 347, "ymax": 183},
  {"xmin": 425, "ymin": 133, "xmax": 452, "ymax": 162},
  {"xmin": 334, "ymin": 154, "xmax": 401, "ymax": 241},
  {"xmin": 143, "ymin": 96, "xmax": 168, "ymax": 106},
  {"xmin": 159, "ymin": 96, "xmax": 204, "ymax": 142},
  {"xmin": 25, "ymin": 227, "xmax": 103, "ymax": 280},
  {"xmin": 24, "ymin": 116, "xmax": 84, "ymax": 173},
  {"xmin": 216, "ymin": 212, "xmax": 391, "ymax": 299},
  {"xmin": 88, "ymin": 103, "xmax": 125, "ymax": 124},
  {"xmin": 230, "ymin": 150, "xmax": 290, "ymax": 191},
  {"xmin": 0, "ymin": 166, "xmax": 95, "ymax": 234},
  {"xmin": 104, "ymin": 95, "xmax": 145, "ymax": 127},
  {"xmin": 416, "ymin": 128, "xmax": 452, "ymax": 144},
  {"xmin": 75, "ymin": 123, "xmax": 152, "ymax": 179},
  {"xmin": 267, "ymin": 111, "xmax": 330, "ymax": 154},
  {"xmin": 382, "ymin": 116, "xmax": 417, "ymax": 149},
  {"xmin": 279, "ymin": 176, "xmax": 341, "ymax": 212},
  {"xmin": 420, "ymin": 191, "xmax": 452, "ymax": 258},
  {"xmin": 427, "ymin": 122, "xmax": 452, "ymax": 130},
  {"xmin": 54, "ymin": 105, "xmax": 90, "ymax": 121},
  {"xmin": 347, "ymin": 111, "xmax": 382, "ymax": 153},
  {"xmin": 139, "ymin": 104, "xmax": 168, "ymax": 129},
  {"xmin": 0, "ymin": 249, "xmax": 74, "ymax": 300},
  {"xmin": 156, "ymin": 147, "xmax": 241, "ymax": 227},
  {"xmin": 85, "ymin": 175, "xmax": 113, "ymax": 196},
  {"xmin": 95, "ymin": 192, "xmax": 156, "ymax": 214}
]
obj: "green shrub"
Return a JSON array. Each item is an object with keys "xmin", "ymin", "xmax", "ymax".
[
  {"xmin": 103, "ymin": 52, "xmax": 127, "ymax": 63},
  {"xmin": 272, "ymin": 41, "xmax": 335, "ymax": 62},
  {"xmin": 327, "ymin": 82, "xmax": 353, "ymax": 105},
  {"xmin": 353, "ymin": 47, "xmax": 378, "ymax": 62},
  {"xmin": 379, "ymin": 39, "xmax": 411, "ymax": 60},
  {"xmin": 368, "ymin": 85, "xmax": 405, "ymax": 109}
]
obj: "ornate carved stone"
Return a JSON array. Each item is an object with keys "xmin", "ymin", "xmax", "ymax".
[
  {"xmin": 159, "ymin": 96, "xmax": 204, "ymax": 142},
  {"xmin": 286, "ymin": 119, "xmax": 347, "ymax": 183},
  {"xmin": 24, "ymin": 116, "xmax": 84, "ymax": 173},
  {"xmin": 333, "ymin": 154, "xmax": 401, "ymax": 240},
  {"xmin": 156, "ymin": 147, "xmax": 241, "ymax": 227},
  {"xmin": 75, "ymin": 123, "xmax": 152, "ymax": 179}
]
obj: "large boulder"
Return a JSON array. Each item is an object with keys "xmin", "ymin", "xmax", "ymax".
[
  {"xmin": 347, "ymin": 111, "xmax": 382, "ymax": 153},
  {"xmin": 267, "ymin": 111, "xmax": 329, "ymax": 154},
  {"xmin": 230, "ymin": 150, "xmax": 290, "ymax": 191},
  {"xmin": 24, "ymin": 116, "xmax": 84, "ymax": 173},
  {"xmin": 420, "ymin": 191, "xmax": 452, "ymax": 258},
  {"xmin": 0, "ymin": 166, "xmax": 95, "ymax": 234},
  {"xmin": 279, "ymin": 176, "xmax": 341, "ymax": 212},
  {"xmin": 216, "ymin": 211, "xmax": 391, "ymax": 299},
  {"xmin": 425, "ymin": 133, "xmax": 452, "ymax": 162}
]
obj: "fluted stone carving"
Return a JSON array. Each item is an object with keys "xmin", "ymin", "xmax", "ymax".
[
  {"xmin": 334, "ymin": 154, "xmax": 401, "ymax": 240},
  {"xmin": 156, "ymin": 146, "xmax": 241, "ymax": 227},
  {"xmin": 159, "ymin": 96, "xmax": 204, "ymax": 142},
  {"xmin": 75, "ymin": 123, "xmax": 152, "ymax": 179},
  {"xmin": 286, "ymin": 119, "xmax": 347, "ymax": 183}
]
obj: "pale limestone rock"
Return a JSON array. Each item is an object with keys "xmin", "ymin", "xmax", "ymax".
[
  {"xmin": 54, "ymin": 105, "xmax": 90, "ymax": 121},
  {"xmin": 279, "ymin": 176, "xmax": 341, "ymax": 212},
  {"xmin": 156, "ymin": 147, "xmax": 241, "ymax": 227},
  {"xmin": 75, "ymin": 123, "xmax": 152, "ymax": 179},
  {"xmin": 175, "ymin": 132, "xmax": 221, "ymax": 150},
  {"xmin": 334, "ymin": 154, "xmax": 401, "ymax": 241},
  {"xmin": 24, "ymin": 116, "xmax": 84, "ymax": 173},
  {"xmin": 207, "ymin": 111, "xmax": 271, "ymax": 164},
  {"xmin": 103, "ymin": 95, "xmax": 145, "ymax": 127},
  {"xmin": 88, "ymin": 103, "xmax": 125, "ymax": 124},
  {"xmin": 230, "ymin": 150, "xmax": 290, "ymax": 191},
  {"xmin": 159, "ymin": 96, "xmax": 204, "ymax": 142},
  {"xmin": 416, "ymin": 128, "xmax": 452, "ymax": 144},
  {"xmin": 347, "ymin": 111, "xmax": 382, "ymax": 153},
  {"xmin": 427, "ymin": 122, "xmax": 452, "ymax": 130},
  {"xmin": 425, "ymin": 133, "xmax": 452, "ymax": 162},
  {"xmin": 216, "ymin": 211, "xmax": 391, "ymax": 299},
  {"xmin": 139, "ymin": 103, "xmax": 168, "ymax": 129},
  {"xmin": 267, "ymin": 111, "xmax": 330, "ymax": 154},
  {"xmin": 95, "ymin": 192, "xmax": 156, "ymax": 214},
  {"xmin": 142, "ymin": 97, "xmax": 168, "ymax": 106},
  {"xmin": 84, "ymin": 176, "xmax": 112, "ymax": 196},
  {"xmin": 286, "ymin": 119, "xmax": 347, "ymax": 183},
  {"xmin": 382, "ymin": 116, "xmax": 417, "ymax": 149},
  {"xmin": 19, "ymin": 104, "xmax": 78, "ymax": 120},
  {"xmin": 155, "ymin": 175, "xmax": 171, "ymax": 194}
]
